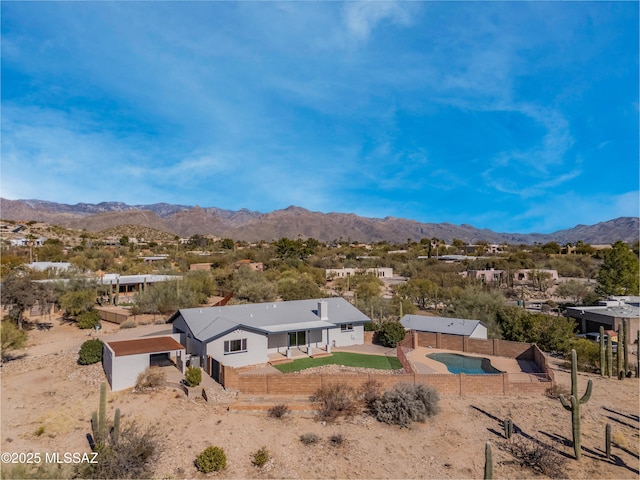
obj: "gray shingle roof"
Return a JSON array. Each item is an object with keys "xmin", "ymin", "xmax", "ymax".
[
  {"xmin": 400, "ymin": 315, "xmax": 485, "ymax": 336},
  {"xmin": 174, "ymin": 297, "xmax": 370, "ymax": 342}
]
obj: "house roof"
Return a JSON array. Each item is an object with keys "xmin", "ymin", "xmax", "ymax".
[
  {"xmin": 400, "ymin": 315, "xmax": 486, "ymax": 336},
  {"xmin": 99, "ymin": 274, "xmax": 181, "ymax": 286},
  {"xmin": 172, "ymin": 297, "xmax": 370, "ymax": 343},
  {"xmin": 106, "ymin": 336, "xmax": 185, "ymax": 357}
]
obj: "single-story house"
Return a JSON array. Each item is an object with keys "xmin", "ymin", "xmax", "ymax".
[
  {"xmin": 400, "ymin": 315, "xmax": 488, "ymax": 339},
  {"xmin": 103, "ymin": 335, "xmax": 186, "ymax": 391},
  {"xmin": 169, "ymin": 297, "xmax": 371, "ymax": 378},
  {"xmin": 566, "ymin": 296, "xmax": 639, "ymax": 345}
]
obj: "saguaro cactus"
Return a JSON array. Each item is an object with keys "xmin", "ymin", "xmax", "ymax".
[
  {"xmin": 599, "ymin": 326, "xmax": 606, "ymax": 377},
  {"xmin": 605, "ymin": 423, "xmax": 611, "ymax": 460},
  {"xmin": 503, "ymin": 418, "xmax": 514, "ymax": 440},
  {"xmin": 112, "ymin": 408, "xmax": 121, "ymax": 444},
  {"xmin": 606, "ymin": 335, "xmax": 613, "ymax": 379},
  {"xmin": 91, "ymin": 382, "xmax": 121, "ymax": 448},
  {"xmin": 484, "ymin": 442, "xmax": 493, "ymax": 480},
  {"xmin": 617, "ymin": 325, "xmax": 625, "ymax": 380},
  {"xmin": 559, "ymin": 349, "xmax": 592, "ymax": 460},
  {"xmin": 623, "ymin": 319, "xmax": 629, "ymax": 376}
]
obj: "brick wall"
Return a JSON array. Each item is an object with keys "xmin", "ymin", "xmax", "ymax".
[{"xmin": 219, "ymin": 333, "xmax": 554, "ymax": 397}]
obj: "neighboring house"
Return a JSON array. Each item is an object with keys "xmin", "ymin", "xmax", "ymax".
[
  {"xmin": 10, "ymin": 237, "xmax": 46, "ymax": 247},
  {"xmin": 325, "ymin": 267, "xmax": 393, "ymax": 279},
  {"xmin": 566, "ymin": 296, "xmax": 639, "ymax": 345},
  {"xmin": 26, "ymin": 261, "xmax": 73, "ymax": 273},
  {"xmin": 98, "ymin": 273, "xmax": 182, "ymax": 302},
  {"xmin": 103, "ymin": 335, "xmax": 186, "ymax": 391},
  {"xmin": 464, "ymin": 268, "xmax": 505, "ymax": 285},
  {"xmin": 400, "ymin": 315, "xmax": 488, "ymax": 339},
  {"xmin": 233, "ymin": 259, "xmax": 264, "ymax": 271},
  {"xmin": 513, "ymin": 269, "xmax": 559, "ymax": 283},
  {"xmin": 169, "ymin": 297, "xmax": 371, "ymax": 378}
]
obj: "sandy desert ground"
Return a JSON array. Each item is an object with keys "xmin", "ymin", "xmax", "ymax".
[{"xmin": 1, "ymin": 315, "xmax": 639, "ymax": 479}]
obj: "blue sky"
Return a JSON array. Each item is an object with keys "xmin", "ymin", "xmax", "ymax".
[{"xmin": 1, "ymin": 2, "xmax": 638, "ymax": 234}]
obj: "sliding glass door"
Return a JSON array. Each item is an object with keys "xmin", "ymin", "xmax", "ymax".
[{"xmin": 288, "ymin": 331, "xmax": 307, "ymax": 347}]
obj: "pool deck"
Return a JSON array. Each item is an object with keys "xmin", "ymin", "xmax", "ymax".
[{"xmin": 406, "ymin": 347, "xmax": 540, "ymax": 375}]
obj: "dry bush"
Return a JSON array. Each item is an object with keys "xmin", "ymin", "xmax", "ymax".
[
  {"xmin": 545, "ymin": 383, "xmax": 570, "ymax": 399},
  {"xmin": 359, "ymin": 379, "xmax": 382, "ymax": 411},
  {"xmin": 268, "ymin": 404, "xmax": 289, "ymax": 419},
  {"xmin": 373, "ymin": 383, "xmax": 440, "ymax": 427},
  {"xmin": 500, "ymin": 436, "xmax": 566, "ymax": 479},
  {"xmin": 135, "ymin": 367, "xmax": 166, "ymax": 392},
  {"xmin": 611, "ymin": 431, "xmax": 628, "ymax": 448},
  {"xmin": 311, "ymin": 384, "xmax": 359, "ymax": 422},
  {"xmin": 251, "ymin": 446, "xmax": 270, "ymax": 468},
  {"xmin": 196, "ymin": 446, "xmax": 227, "ymax": 473},
  {"xmin": 300, "ymin": 433, "xmax": 321, "ymax": 445},
  {"xmin": 119, "ymin": 319, "xmax": 137, "ymax": 329},
  {"xmin": 75, "ymin": 422, "xmax": 162, "ymax": 479},
  {"xmin": 328, "ymin": 433, "xmax": 345, "ymax": 447}
]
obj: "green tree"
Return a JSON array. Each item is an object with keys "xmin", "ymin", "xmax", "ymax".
[
  {"xmin": 232, "ymin": 266, "xmax": 276, "ymax": 303},
  {"xmin": 446, "ymin": 286, "xmax": 506, "ymax": 338},
  {"xmin": 496, "ymin": 307, "xmax": 576, "ymax": 354},
  {"xmin": 0, "ymin": 274, "xmax": 54, "ymax": 329},
  {"xmin": 220, "ymin": 238, "xmax": 235, "ymax": 250},
  {"xmin": 1, "ymin": 318, "xmax": 28, "ymax": 360},
  {"xmin": 277, "ymin": 272, "xmax": 323, "ymax": 301},
  {"xmin": 59, "ymin": 289, "xmax": 96, "ymax": 317},
  {"xmin": 556, "ymin": 280, "xmax": 593, "ymax": 305},
  {"xmin": 596, "ymin": 241, "xmax": 640, "ymax": 296},
  {"xmin": 377, "ymin": 321, "xmax": 406, "ymax": 347}
]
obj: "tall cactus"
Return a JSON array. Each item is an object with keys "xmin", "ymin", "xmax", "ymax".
[
  {"xmin": 623, "ymin": 319, "xmax": 629, "ymax": 377},
  {"xmin": 91, "ymin": 382, "xmax": 121, "ymax": 449},
  {"xmin": 503, "ymin": 418, "xmax": 514, "ymax": 440},
  {"xmin": 617, "ymin": 324, "xmax": 624, "ymax": 380},
  {"xmin": 112, "ymin": 408, "xmax": 121, "ymax": 444},
  {"xmin": 559, "ymin": 349, "xmax": 592, "ymax": 460},
  {"xmin": 484, "ymin": 442, "xmax": 493, "ymax": 480},
  {"xmin": 605, "ymin": 423, "xmax": 611, "ymax": 460},
  {"xmin": 599, "ymin": 326, "xmax": 606, "ymax": 377},
  {"xmin": 98, "ymin": 381, "xmax": 107, "ymax": 445},
  {"xmin": 606, "ymin": 334, "xmax": 613, "ymax": 379}
]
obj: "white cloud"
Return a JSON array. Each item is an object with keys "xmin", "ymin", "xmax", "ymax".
[{"xmin": 343, "ymin": 1, "xmax": 413, "ymax": 40}]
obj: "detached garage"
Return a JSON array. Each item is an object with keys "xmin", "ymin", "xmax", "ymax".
[{"xmin": 103, "ymin": 336, "xmax": 186, "ymax": 391}]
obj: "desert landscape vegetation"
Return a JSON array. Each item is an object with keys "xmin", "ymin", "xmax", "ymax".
[{"xmin": 1, "ymin": 205, "xmax": 639, "ymax": 479}]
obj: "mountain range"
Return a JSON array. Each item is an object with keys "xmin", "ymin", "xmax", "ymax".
[{"xmin": 1, "ymin": 198, "xmax": 638, "ymax": 245}]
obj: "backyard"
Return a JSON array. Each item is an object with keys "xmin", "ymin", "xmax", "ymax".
[{"xmin": 273, "ymin": 352, "xmax": 402, "ymax": 373}]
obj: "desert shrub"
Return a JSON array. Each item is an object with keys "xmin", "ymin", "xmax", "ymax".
[
  {"xmin": 76, "ymin": 309, "xmax": 101, "ymax": 329},
  {"xmin": 195, "ymin": 446, "xmax": 227, "ymax": 473},
  {"xmin": 135, "ymin": 367, "xmax": 166, "ymax": 392},
  {"xmin": 300, "ymin": 433, "xmax": 321, "ymax": 445},
  {"xmin": 545, "ymin": 383, "xmax": 570, "ymax": 399},
  {"xmin": 373, "ymin": 383, "xmax": 440, "ymax": 427},
  {"xmin": 184, "ymin": 366, "xmax": 202, "ymax": 387},
  {"xmin": 34, "ymin": 426, "xmax": 45, "ymax": 437},
  {"xmin": 500, "ymin": 436, "xmax": 566, "ymax": 479},
  {"xmin": 377, "ymin": 321, "xmax": 406, "ymax": 347},
  {"xmin": 611, "ymin": 430, "xmax": 628, "ymax": 448},
  {"xmin": 1, "ymin": 319, "xmax": 28, "ymax": 360},
  {"xmin": 268, "ymin": 404, "xmax": 289, "ymax": 419},
  {"xmin": 2, "ymin": 463, "xmax": 72, "ymax": 479},
  {"xmin": 119, "ymin": 319, "xmax": 137, "ymax": 329},
  {"xmin": 311, "ymin": 384, "xmax": 358, "ymax": 422},
  {"xmin": 566, "ymin": 338, "xmax": 599, "ymax": 372},
  {"xmin": 359, "ymin": 379, "xmax": 382, "ymax": 411},
  {"xmin": 251, "ymin": 446, "xmax": 269, "ymax": 467},
  {"xmin": 328, "ymin": 433, "xmax": 344, "ymax": 446},
  {"xmin": 78, "ymin": 339, "xmax": 104, "ymax": 365},
  {"xmin": 76, "ymin": 422, "xmax": 162, "ymax": 479}
]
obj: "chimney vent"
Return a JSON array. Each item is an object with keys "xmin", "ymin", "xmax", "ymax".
[{"xmin": 318, "ymin": 301, "xmax": 328, "ymax": 320}]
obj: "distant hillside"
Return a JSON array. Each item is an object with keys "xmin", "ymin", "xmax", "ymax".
[{"xmin": 1, "ymin": 198, "xmax": 638, "ymax": 245}]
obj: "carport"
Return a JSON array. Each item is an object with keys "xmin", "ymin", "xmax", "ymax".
[{"xmin": 103, "ymin": 336, "xmax": 186, "ymax": 391}]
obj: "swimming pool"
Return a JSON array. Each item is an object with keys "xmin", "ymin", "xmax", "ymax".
[{"xmin": 427, "ymin": 353, "xmax": 502, "ymax": 374}]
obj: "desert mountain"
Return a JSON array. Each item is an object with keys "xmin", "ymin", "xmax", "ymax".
[{"xmin": 1, "ymin": 198, "xmax": 637, "ymax": 245}]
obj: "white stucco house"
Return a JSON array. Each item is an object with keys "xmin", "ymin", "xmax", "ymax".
[
  {"xmin": 169, "ymin": 297, "xmax": 371, "ymax": 379},
  {"xmin": 400, "ymin": 315, "xmax": 488, "ymax": 339}
]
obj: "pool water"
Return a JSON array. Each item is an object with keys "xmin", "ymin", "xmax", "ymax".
[{"xmin": 427, "ymin": 353, "xmax": 502, "ymax": 374}]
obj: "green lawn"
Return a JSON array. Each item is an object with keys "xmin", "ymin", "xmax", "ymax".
[{"xmin": 273, "ymin": 352, "xmax": 402, "ymax": 373}]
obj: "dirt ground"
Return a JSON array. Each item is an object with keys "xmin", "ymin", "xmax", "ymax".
[{"xmin": 1, "ymin": 315, "xmax": 639, "ymax": 479}]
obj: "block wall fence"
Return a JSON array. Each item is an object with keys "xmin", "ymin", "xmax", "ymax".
[{"xmin": 219, "ymin": 331, "xmax": 554, "ymax": 396}]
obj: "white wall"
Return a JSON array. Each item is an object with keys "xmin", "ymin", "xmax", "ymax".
[
  {"xmin": 470, "ymin": 324, "xmax": 488, "ymax": 339},
  {"xmin": 329, "ymin": 323, "xmax": 365, "ymax": 347},
  {"xmin": 110, "ymin": 353, "xmax": 151, "ymax": 391},
  {"xmin": 207, "ymin": 328, "xmax": 267, "ymax": 368}
]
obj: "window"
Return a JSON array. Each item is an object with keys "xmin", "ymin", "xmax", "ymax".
[
  {"xmin": 224, "ymin": 338, "xmax": 247, "ymax": 354},
  {"xmin": 340, "ymin": 323, "xmax": 353, "ymax": 332}
]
